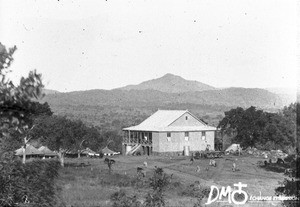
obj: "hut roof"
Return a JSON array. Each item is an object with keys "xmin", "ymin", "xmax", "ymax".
[
  {"xmin": 81, "ymin": 148, "xmax": 97, "ymax": 155},
  {"xmin": 101, "ymin": 146, "xmax": 118, "ymax": 154},
  {"xmin": 38, "ymin": 146, "xmax": 57, "ymax": 156},
  {"xmin": 15, "ymin": 144, "xmax": 42, "ymax": 156}
]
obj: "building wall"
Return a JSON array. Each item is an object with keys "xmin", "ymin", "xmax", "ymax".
[
  {"xmin": 169, "ymin": 112, "xmax": 205, "ymax": 127},
  {"xmin": 152, "ymin": 132, "xmax": 160, "ymax": 152},
  {"xmin": 152, "ymin": 131, "xmax": 215, "ymax": 154}
]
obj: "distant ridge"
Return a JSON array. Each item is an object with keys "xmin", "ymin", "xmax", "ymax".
[
  {"xmin": 118, "ymin": 73, "xmax": 215, "ymax": 93},
  {"xmin": 43, "ymin": 89, "xmax": 60, "ymax": 95}
]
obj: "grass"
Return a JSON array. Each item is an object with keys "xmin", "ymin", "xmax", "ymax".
[{"xmin": 57, "ymin": 155, "xmax": 287, "ymax": 207}]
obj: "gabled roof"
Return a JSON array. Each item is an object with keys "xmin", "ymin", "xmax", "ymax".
[
  {"xmin": 123, "ymin": 110, "xmax": 216, "ymax": 132},
  {"xmin": 15, "ymin": 144, "xmax": 43, "ymax": 156},
  {"xmin": 101, "ymin": 146, "xmax": 118, "ymax": 154},
  {"xmin": 38, "ymin": 146, "xmax": 57, "ymax": 156},
  {"xmin": 81, "ymin": 148, "xmax": 97, "ymax": 155}
]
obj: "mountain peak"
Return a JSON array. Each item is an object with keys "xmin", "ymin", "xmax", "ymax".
[
  {"xmin": 162, "ymin": 73, "xmax": 180, "ymax": 78},
  {"xmin": 118, "ymin": 74, "xmax": 215, "ymax": 93}
]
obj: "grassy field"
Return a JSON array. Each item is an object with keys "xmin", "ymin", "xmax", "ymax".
[{"xmin": 58, "ymin": 155, "xmax": 287, "ymax": 207}]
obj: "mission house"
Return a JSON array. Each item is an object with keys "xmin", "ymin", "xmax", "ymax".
[{"xmin": 122, "ymin": 110, "xmax": 217, "ymax": 156}]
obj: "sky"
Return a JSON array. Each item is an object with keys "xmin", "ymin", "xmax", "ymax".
[{"xmin": 0, "ymin": 0, "xmax": 298, "ymax": 92}]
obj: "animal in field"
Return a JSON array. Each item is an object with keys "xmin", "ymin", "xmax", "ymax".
[
  {"xmin": 209, "ymin": 159, "xmax": 216, "ymax": 167},
  {"xmin": 137, "ymin": 167, "xmax": 146, "ymax": 177},
  {"xmin": 143, "ymin": 161, "xmax": 148, "ymax": 168}
]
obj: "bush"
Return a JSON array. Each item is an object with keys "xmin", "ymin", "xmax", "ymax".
[
  {"xmin": 0, "ymin": 153, "xmax": 62, "ymax": 207},
  {"xmin": 275, "ymin": 156, "xmax": 300, "ymax": 207},
  {"xmin": 180, "ymin": 182, "xmax": 210, "ymax": 199},
  {"xmin": 194, "ymin": 152, "xmax": 201, "ymax": 159},
  {"xmin": 110, "ymin": 190, "xmax": 141, "ymax": 207}
]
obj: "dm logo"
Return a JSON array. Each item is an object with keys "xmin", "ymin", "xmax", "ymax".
[{"xmin": 206, "ymin": 182, "xmax": 248, "ymax": 205}]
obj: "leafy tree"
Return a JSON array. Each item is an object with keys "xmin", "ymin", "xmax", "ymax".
[
  {"xmin": 31, "ymin": 115, "xmax": 102, "ymax": 166},
  {"xmin": 218, "ymin": 105, "xmax": 297, "ymax": 151},
  {"xmin": 0, "ymin": 43, "xmax": 45, "ymax": 164},
  {"xmin": 0, "ymin": 43, "xmax": 62, "ymax": 206}
]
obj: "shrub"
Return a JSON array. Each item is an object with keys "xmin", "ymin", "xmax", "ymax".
[
  {"xmin": 275, "ymin": 156, "xmax": 300, "ymax": 207},
  {"xmin": 110, "ymin": 190, "xmax": 141, "ymax": 207},
  {"xmin": 180, "ymin": 182, "xmax": 210, "ymax": 199},
  {"xmin": 194, "ymin": 152, "xmax": 201, "ymax": 159},
  {"xmin": 0, "ymin": 152, "xmax": 62, "ymax": 207}
]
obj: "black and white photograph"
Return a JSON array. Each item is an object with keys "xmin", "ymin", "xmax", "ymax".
[{"xmin": 0, "ymin": 0, "xmax": 299, "ymax": 206}]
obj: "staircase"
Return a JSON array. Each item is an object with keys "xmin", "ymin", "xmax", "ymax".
[{"xmin": 126, "ymin": 144, "xmax": 142, "ymax": 155}]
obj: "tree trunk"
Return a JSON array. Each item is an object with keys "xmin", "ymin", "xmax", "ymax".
[
  {"xmin": 22, "ymin": 145, "xmax": 26, "ymax": 164},
  {"xmin": 78, "ymin": 152, "xmax": 81, "ymax": 158},
  {"xmin": 58, "ymin": 151, "xmax": 65, "ymax": 167}
]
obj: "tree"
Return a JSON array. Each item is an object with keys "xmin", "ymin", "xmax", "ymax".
[
  {"xmin": 218, "ymin": 106, "xmax": 268, "ymax": 148},
  {"xmin": 0, "ymin": 43, "xmax": 62, "ymax": 206},
  {"xmin": 0, "ymin": 43, "xmax": 44, "ymax": 156},
  {"xmin": 31, "ymin": 115, "xmax": 102, "ymax": 166},
  {"xmin": 218, "ymin": 105, "xmax": 297, "ymax": 151}
]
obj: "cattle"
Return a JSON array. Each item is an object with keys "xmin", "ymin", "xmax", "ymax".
[
  {"xmin": 209, "ymin": 159, "xmax": 216, "ymax": 167},
  {"xmin": 137, "ymin": 167, "xmax": 146, "ymax": 177},
  {"xmin": 104, "ymin": 158, "xmax": 115, "ymax": 164}
]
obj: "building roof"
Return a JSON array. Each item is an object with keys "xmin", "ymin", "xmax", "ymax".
[
  {"xmin": 38, "ymin": 146, "xmax": 57, "ymax": 156},
  {"xmin": 123, "ymin": 110, "xmax": 216, "ymax": 132},
  {"xmin": 15, "ymin": 144, "xmax": 43, "ymax": 156},
  {"xmin": 81, "ymin": 148, "xmax": 97, "ymax": 155},
  {"xmin": 101, "ymin": 146, "xmax": 118, "ymax": 154}
]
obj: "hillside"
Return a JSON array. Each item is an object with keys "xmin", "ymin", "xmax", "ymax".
[
  {"xmin": 42, "ymin": 87, "xmax": 285, "ymax": 129},
  {"xmin": 118, "ymin": 73, "xmax": 215, "ymax": 93},
  {"xmin": 41, "ymin": 74, "xmax": 292, "ymax": 129},
  {"xmin": 43, "ymin": 87, "xmax": 283, "ymax": 109}
]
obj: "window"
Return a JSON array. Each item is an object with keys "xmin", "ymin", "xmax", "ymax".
[
  {"xmin": 185, "ymin": 132, "xmax": 189, "ymax": 141},
  {"xmin": 167, "ymin": 132, "xmax": 171, "ymax": 141},
  {"xmin": 202, "ymin": 131, "xmax": 206, "ymax": 140},
  {"xmin": 185, "ymin": 116, "xmax": 188, "ymax": 120}
]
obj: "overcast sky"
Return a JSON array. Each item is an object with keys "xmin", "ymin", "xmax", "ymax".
[{"xmin": 0, "ymin": 0, "xmax": 298, "ymax": 92}]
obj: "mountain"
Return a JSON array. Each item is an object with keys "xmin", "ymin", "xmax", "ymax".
[
  {"xmin": 43, "ymin": 89, "xmax": 60, "ymax": 95},
  {"xmin": 118, "ymin": 73, "xmax": 216, "ymax": 93},
  {"xmin": 43, "ymin": 87, "xmax": 284, "ymax": 110},
  {"xmin": 41, "ymin": 74, "xmax": 294, "ymax": 127},
  {"xmin": 265, "ymin": 87, "xmax": 297, "ymax": 104}
]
